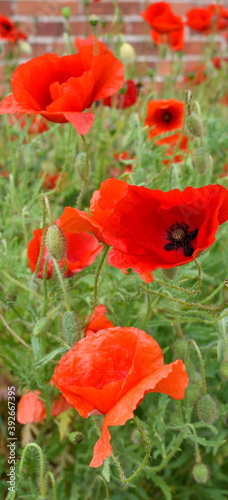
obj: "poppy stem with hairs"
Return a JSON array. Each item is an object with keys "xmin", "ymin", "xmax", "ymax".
[
  {"xmin": 52, "ymin": 258, "xmax": 71, "ymax": 313},
  {"xmin": 76, "ymin": 135, "xmax": 91, "ymax": 209},
  {"xmin": 111, "ymin": 417, "xmax": 152, "ymax": 484},
  {"xmin": 140, "ymin": 285, "xmax": 226, "ymax": 313},
  {"xmin": 155, "ymin": 259, "xmax": 202, "ymax": 295},
  {"xmin": 41, "ymin": 258, "xmax": 49, "ymax": 317},
  {"xmin": 93, "ymin": 245, "xmax": 109, "ymax": 311},
  {"xmin": 18, "ymin": 443, "xmax": 47, "ymax": 499},
  {"xmin": 185, "ymin": 339, "xmax": 207, "ymax": 395}
]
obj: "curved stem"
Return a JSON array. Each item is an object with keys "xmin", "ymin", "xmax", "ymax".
[
  {"xmin": 0, "ymin": 269, "xmax": 42, "ymax": 299},
  {"xmin": 41, "ymin": 258, "xmax": 48, "ymax": 316},
  {"xmin": 34, "ymin": 197, "xmax": 47, "ymax": 279},
  {"xmin": 186, "ymin": 339, "xmax": 207, "ymax": 395},
  {"xmin": 44, "ymin": 195, "xmax": 54, "ymax": 225},
  {"xmin": 47, "ymin": 471, "xmax": 57, "ymax": 500},
  {"xmin": 0, "ymin": 311, "xmax": 31, "ymax": 350},
  {"xmin": 185, "ymin": 424, "xmax": 201, "ymax": 463},
  {"xmin": 52, "ymin": 258, "xmax": 71, "ymax": 312},
  {"xmin": 85, "ymin": 475, "xmax": 110, "ymax": 500},
  {"xmin": 76, "ymin": 135, "xmax": 90, "ymax": 209},
  {"xmin": 150, "ymin": 431, "xmax": 184, "ymax": 473},
  {"xmin": 19, "ymin": 443, "xmax": 46, "ymax": 498},
  {"xmin": 156, "ymin": 260, "xmax": 202, "ymax": 296}
]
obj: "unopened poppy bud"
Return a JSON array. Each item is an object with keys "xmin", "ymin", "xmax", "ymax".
[
  {"xmin": 192, "ymin": 462, "xmax": 210, "ymax": 484},
  {"xmin": 119, "ymin": 42, "xmax": 136, "ymax": 65},
  {"xmin": 186, "ymin": 384, "xmax": 201, "ymax": 406},
  {"xmin": 69, "ymin": 431, "xmax": 83, "ymax": 444},
  {"xmin": 162, "ymin": 267, "xmax": 179, "ymax": 280},
  {"xmin": 197, "ymin": 394, "xmax": 218, "ymax": 423},
  {"xmin": 186, "ymin": 112, "xmax": 204, "ymax": 138},
  {"xmin": 172, "ymin": 337, "xmax": 188, "ymax": 358},
  {"xmin": 62, "ymin": 311, "xmax": 78, "ymax": 345},
  {"xmin": 219, "ymin": 360, "xmax": 228, "ymax": 380},
  {"xmin": 61, "ymin": 6, "xmax": 71, "ymax": 19},
  {"xmin": 193, "ymin": 147, "xmax": 209, "ymax": 174},
  {"xmin": 222, "ymin": 279, "xmax": 228, "ymax": 302},
  {"xmin": 46, "ymin": 225, "xmax": 66, "ymax": 261},
  {"xmin": 101, "ymin": 17, "xmax": 107, "ymax": 29},
  {"xmin": 89, "ymin": 15, "xmax": 99, "ymax": 27},
  {"xmin": 18, "ymin": 41, "xmax": 32, "ymax": 55},
  {"xmin": 33, "ymin": 317, "xmax": 51, "ymax": 337}
]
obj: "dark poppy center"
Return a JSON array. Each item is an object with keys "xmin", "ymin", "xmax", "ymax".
[
  {"xmin": 2, "ymin": 22, "xmax": 11, "ymax": 32},
  {"xmin": 163, "ymin": 111, "xmax": 172, "ymax": 123},
  {"xmin": 164, "ymin": 221, "xmax": 199, "ymax": 257}
]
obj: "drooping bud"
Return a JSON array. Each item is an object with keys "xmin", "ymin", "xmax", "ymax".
[
  {"xmin": 186, "ymin": 112, "xmax": 204, "ymax": 138},
  {"xmin": 62, "ymin": 311, "xmax": 78, "ymax": 346},
  {"xmin": 69, "ymin": 431, "xmax": 83, "ymax": 444},
  {"xmin": 219, "ymin": 360, "xmax": 228, "ymax": 380},
  {"xmin": 46, "ymin": 225, "xmax": 66, "ymax": 261},
  {"xmin": 33, "ymin": 317, "xmax": 52, "ymax": 337},
  {"xmin": 172, "ymin": 337, "xmax": 188, "ymax": 358},
  {"xmin": 89, "ymin": 15, "xmax": 99, "ymax": 27},
  {"xmin": 119, "ymin": 42, "xmax": 136, "ymax": 65},
  {"xmin": 61, "ymin": 6, "xmax": 71, "ymax": 19},
  {"xmin": 162, "ymin": 267, "xmax": 179, "ymax": 280},
  {"xmin": 192, "ymin": 462, "xmax": 210, "ymax": 484},
  {"xmin": 197, "ymin": 394, "xmax": 218, "ymax": 423},
  {"xmin": 193, "ymin": 147, "xmax": 209, "ymax": 173},
  {"xmin": 222, "ymin": 279, "xmax": 228, "ymax": 302}
]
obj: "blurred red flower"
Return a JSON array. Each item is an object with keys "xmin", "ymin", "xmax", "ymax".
[
  {"xmin": 27, "ymin": 222, "xmax": 103, "ymax": 279},
  {"xmin": 41, "ymin": 172, "xmax": 62, "ymax": 190},
  {"xmin": 184, "ymin": 64, "xmax": 208, "ymax": 86},
  {"xmin": 9, "ymin": 113, "xmax": 49, "ymax": 135},
  {"xmin": 212, "ymin": 56, "xmax": 228, "ymax": 69},
  {"xmin": 162, "ymin": 136, "xmax": 188, "ymax": 165},
  {"xmin": 59, "ymin": 179, "xmax": 228, "ymax": 282},
  {"xmin": 141, "ymin": 2, "xmax": 184, "ymax": 51},
  {"xmin": 0, "ymin": 36, "xmax": 124, "ymax": 134},
  {"xmin": 0, "ymin": 15, "xmax": 27, "ymax": 43},
  {"xmin": 53, "ymin": 326, "xmax": 188, "ymax": 467},
  {"xmin": 103, "ymin": 80, "xmax": 138, "ymax": 109},
  {"xmin": 186, "ymin": 5, "xmax": 228, "ymax": 33},
  {"xmin": 145, "ymin": 99, "xmax": 184, "ymax": 144},
  {"xmin": 17, "ymin": 390, "xmax": 71, "ymax": 424},
  {"xmin": 85, "ymin": 304, "xmax": 114, "ymax": 336}
]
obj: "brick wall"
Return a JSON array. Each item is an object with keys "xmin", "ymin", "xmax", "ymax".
[{"xmin": 0, "ymin": 0, "xmax": 227, "ymax": 80}]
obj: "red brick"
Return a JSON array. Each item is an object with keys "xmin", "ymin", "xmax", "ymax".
[
  {"xmin": 17, "ymin": 1, "xmax": 78, "ymax": 16},
  {"xmin": 0, "ymin": 1, "xmax": 15, "ymax": 16},
  {"xmin": 36, "ymin": 21, "xmax": 64, "ymax": 36}
]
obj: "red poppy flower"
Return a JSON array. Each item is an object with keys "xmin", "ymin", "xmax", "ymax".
[
  {"xmin": 110, "ymin": 151, "xmax": 134, "ymax": 177},
  {"xmin": 0, "ymin": 15, "xmax": 27, "ymax": 43},
  {"xmin": 85, "ymin": 304, "xmax": 114, "ymax": 336},
  {"xmin": 145, "ymin": 99, "xmax": 184, "ymax": 144},
  {"xmin": 27, "ymin": 222, "xmax": 103, "ymax": 279},
  {"xmin": 0, "ymin": 36, "xmax": 124, "ymax": 135},
  {"xmin": 184, "ymin": 64, "xmax": 208, "ymax": 86},
  {"xmin": 162, "ymin": 136, "xmax": 188, "ymax": 165},
  {"xmin": 141, "ymin": 2, "xmax": 184, "ymax": 51},
  {"xmin": 53, "ymin": 326, "xmax": 188, "ymax": 467},
  {"xmin": 103, "ymin": 80, "xmax": 138, "ymax": 109},
  {"xmin": 186, "ymin": 5, "xmax": 228, "ymax": 33},
  {"xmin": 17, "ymin": 390, "xmax": 71, "ymax": 424},
  {"xmin": 212, "ymin": 56, "xmax": 228, "ymax": 69},
  {"xmin": 41, "ymin": 172, "xmax": 62, "ymax": 190},
  {"xmin": 59, "ymin": 179, "xmax": 228, "ymax": 283}
]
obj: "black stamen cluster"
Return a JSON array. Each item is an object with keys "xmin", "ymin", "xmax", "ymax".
[{"xmin": 164, "ymin": 221, "xmax": 199, "ymax": 257}]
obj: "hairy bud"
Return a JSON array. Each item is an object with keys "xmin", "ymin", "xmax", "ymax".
[
  {"xmin": 162, "ymin": 267, "xmax": 179, "ymax": 280},
  {"xmin": 69, "ymin": 431, "xmax": 83, "ymax": 444},
  {"xmin": 186, "ymin": 112, "xmax": 204, "ymax": 138},
  {"xmin": 193, "ymin": 147, "xmax": 209, "ymax": 173},
  {"xmin": 192, "ymin": 462, "xmax": 210, "ymax": 484},
  {"xmin": 219, "ymin": 360, "xmax": 228, "ymax": 380},
  {"xmin": 33, "ymin": 317, "xmax": 51, "ymax": 337},
  {"xmin": 222, "ymin": 279, "xmax": 228, "ymax": 303},
  {"xmin": 62, "ymin": 311, "xmax": 78, "ymax": 346},
  {"xmin": 46, "ymin": 225, "xmax": 66, "ymax": 261},
  {"xmin": 119, "ymin": 42, "xmax": 136, "ymax": 65},
  {"xmin": 172, "ymin": 337, "xmax": 188, "ymax": 358},
  {"xmin": 197, "ymin": 394, "xmax": 218, "ymax": 423}
]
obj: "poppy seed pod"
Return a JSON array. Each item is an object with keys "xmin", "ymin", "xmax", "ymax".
[
  {"xmin": 89, "ymin": 15, "xmax": 99, "ymax": 27},
  {"xmin": 193, "ymin": 147, "xmax": 209, "ymax": 173},
  {"xmin": 61, "ymin": 6, "xmax": 71, "ymax": 19},
  {"xmin": 219, "ymin": 360, "xmax": 228, "ymax": 380},
  {"xmin": 119, "ymin": 42, "xmax": 136, "ymax": 64},
  {"xmin": 46, "ymin": 225, "xmax": 66, "ymax": 261},
  {"xmin": 222, "ymin": 279, "xmax": 228, "ymax": 302},
  {"xmin": 162, "ymin": 267, "xmax": 179, "ymax": 280},
  {"xmin": 62, "ymin": 311, "xmax": 78, "ymax": 345},
  {"xmin": 186, "ymin": 112, "xmax": 204, "ymax": 138},
  {"xmin": 197, "ymin": 394, "xmax": 218, "ymax": 423},
  {"xmin": 192, "ymin": 462, "xmax": 210, "ymax": 484},
  {"xmin": 33, "ymin": 317, "xmax": 51, "ymax": 337}
]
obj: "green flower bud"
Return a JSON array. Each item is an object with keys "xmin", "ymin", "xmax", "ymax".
[
  {"xmin": 46, "ymin": 225, "xmax": 66, "ymax": 261},
  {"xmin": 186, "ymin": 384, "xmax": 201, "ymax": 406},
  {"xmin": 172, "ymin": 337, "xmax": 188, "ymax": 358},
  {"xmin": 69, "ymin": 431, "xmax": 83, "ymax": 444},
  {"xmin": 186, "ymin": 112, "xmax": 204, "ymax": 138},
  {"xmin": 162, "ymin": 267, "xmax": 179, "ymax": 280},
  {"xmin": 119, "ymin": 42, "xmax": 136, "ymax": 65},
  {"xmin": 62, "ymin": 311, "xmax": 78, "ymax": 346},
  {"xmin": 193, "ymin": 147, "xmax": 209, "ymax": 173},
  {"xmin": 61, "ymin": 6, "xmax": 71, "ymax": 19},
  {"xmin": 33, "ymin": 317, "xmax": 51, "ymax": 337},
  {"xmin": 89, "ymin": 15, "xmax": 99, "ymax": 27},
  {"xmin": 219, "ymin": 360, "xmax": 228, "ymax": 380},
  {"xmin": 197, "ymin": 394, "xmax": 218, "ymax": 423},
  {"xmin": 222, "ymin": 279, "xmax": 228, "ymax": 303},
  {"xmin": 192, "ymin": 462, "xmax": 210, "ymax": 484}
]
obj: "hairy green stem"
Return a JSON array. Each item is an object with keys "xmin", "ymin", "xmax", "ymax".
[
  {"xmin": 52, "ymin": 258, "xmax": 71, "ymax": 312},
  {"xmin": 156, "ymin": 259, "xmax": 202, "ymax": 295},
  {"xmin": 93, "ymin": 245, "xmax": 109, "ymax": 311},
  {"xmin": 186, "ymin": 339, "xmax": 207, "ymax": 395},
  {"xmin": 18, "ymin": 443, "xmax": 47, "ymax": 498},
  {"xmin": 0, "ymin": 311, "xmax": 31, "ymax": 350},
  {"xmin": 0, "ymin": 269, "xmax": 42, "ymax": 299},
  {"xmin": 76, "ymin": 135, "xmax": 90, "ymax": 209},
  {"xmin": 34, "ymin": 197, "xmax": 47, "ymax": 279}
]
